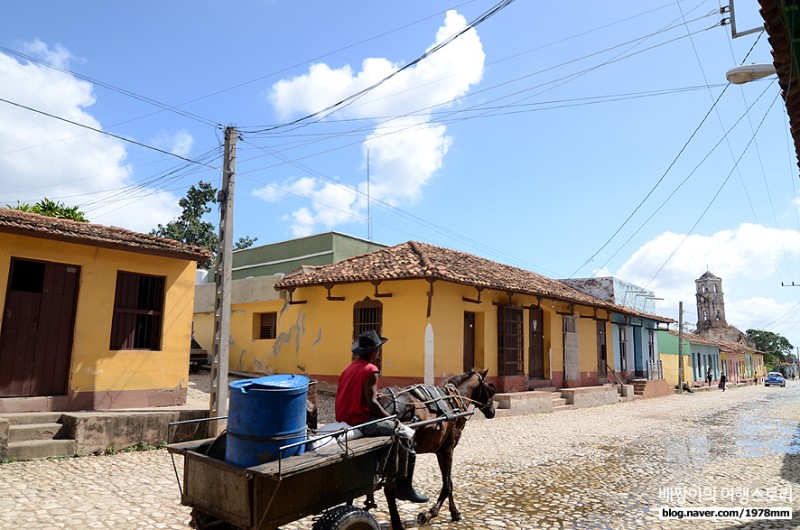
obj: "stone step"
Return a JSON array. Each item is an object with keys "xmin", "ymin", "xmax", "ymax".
[
  {"xmin": 552, "ymin": 397, "xmax": 567, "ymax": 407},
  {"xmin": 552, "ymin": 404, "xmax": 575, "ymax": 412},
  {"xmin": 5, "ymin": 439, "xmax": 76, "ymax": 461},
  {"xmin": 8, "ymin": 423, "xmax": 65, "ymax": 443},
  {"xmin": 0, "ymin": 412, "xmax": 63, "ymax": 425}
]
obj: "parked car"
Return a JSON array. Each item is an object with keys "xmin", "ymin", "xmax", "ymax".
[
  {"xmin": 765, "ymin": 372, "xmax": 786, "ymax": 388},
  {"xmin": 190, "ymin": 338, "xmax": 209, "ymax": 372}
]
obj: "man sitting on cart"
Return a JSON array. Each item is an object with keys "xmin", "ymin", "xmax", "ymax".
[{"xmin": 335, "ymin": 330, "xmax": 429, "ymax": 504}]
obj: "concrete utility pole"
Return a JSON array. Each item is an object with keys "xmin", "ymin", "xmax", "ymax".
[
  {"xmin": 677, "ymin": 301, "xmax": 684, "ymax": 391},
  {"xmin": 209, "ymin": 125, "xmax": 237, "ymax": 435}
]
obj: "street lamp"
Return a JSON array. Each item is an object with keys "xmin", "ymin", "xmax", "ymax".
[{"xmin": 726, "ymin": 64, "xmax": 777, "ymax": 84}]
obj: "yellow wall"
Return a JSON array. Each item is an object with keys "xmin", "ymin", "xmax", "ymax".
[
  {"xmin": 659, "ymin": 353, "xmax": 693, "ymax": 388},
  {"xmin": 200, "ymin": 277, "xmax": 615, "ymax": 384},
  {"xmin": 0, "ymin": 233, "xmax": 197, "ymax": 395}
]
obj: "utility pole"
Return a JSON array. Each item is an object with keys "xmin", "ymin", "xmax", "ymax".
[
  {"xmin": 677, "ymin": 301, "xmax": 684, "ymax": 391},
  {"xmin": 209, "ymin": 125, "xmax": 237, "ymax": 435}
]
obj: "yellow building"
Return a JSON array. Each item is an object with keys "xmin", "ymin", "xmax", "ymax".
[
  {"xmin": 201, "ymin": 241, "xmax": 669, "ymax": 393},
  {"xmin": 0, "ymin": 209, "xmax": 210, "ymax": 412}
]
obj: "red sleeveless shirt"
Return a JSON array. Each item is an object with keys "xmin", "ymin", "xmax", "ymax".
[{"xmin": 335, "ymin": 359, "xmax": 379, "ymax": 426}]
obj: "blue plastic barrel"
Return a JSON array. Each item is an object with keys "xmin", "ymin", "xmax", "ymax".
[{"xmin": 225, "ymin": 374, "xmax": 309, "ymax": 468}]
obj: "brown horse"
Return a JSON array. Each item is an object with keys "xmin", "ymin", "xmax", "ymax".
[{"xmin": 378, "ymin": 369, "xmax": 496, "ymax": 528}]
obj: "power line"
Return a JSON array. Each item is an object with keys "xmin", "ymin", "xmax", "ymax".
[
  {"xmin": 644, "ymin": 92, "xmax": 781, "ymax": 287},
  {"xmin": 0, "ymin": 45, "xmax": 221, "ymax": 128},
  {"xmin": 244, "ymin": 0, "xmax": 518, "ymax": 135},
  {"xmin": 0, "ymin": 96, "xmax": 221, "ymax": 170},
  {"xmin": 592, "ymin": 82, "xmax": 775, "ymax": 273}
]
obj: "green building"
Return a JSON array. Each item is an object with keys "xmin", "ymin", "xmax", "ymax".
[{"xmin": 211, "ymin": 232, "xmax": 386, "ymax": 281}]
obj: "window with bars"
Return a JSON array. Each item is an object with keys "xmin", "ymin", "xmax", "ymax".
[
  {"xmin": 497, "ymin": 305, "xmax": 524, "ymax": 376},
  {"xmin": 110, "ymin": 271, "xmax": 165, "ymax": 350},
  {"xmin": 353, "ymin": 298, "xmax": 383, "ymax": 339},
  {"xmin": 254, "ymin": 312, "xmax": 277, "ymax": 339},
  {"xmin": 648, "ymin": 329, "xmax": 656, "ymax": 361},
  {"xmin": 353, "ymin": 298, "xmax": 383, "ymax": 369}
]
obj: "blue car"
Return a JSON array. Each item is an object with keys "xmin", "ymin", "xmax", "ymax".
[{"xmin": 765, "ymin": 372, "xmax": 786, "ymax": 387}]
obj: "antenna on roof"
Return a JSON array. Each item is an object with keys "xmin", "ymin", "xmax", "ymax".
[{"xmin": 367, "ymin": 149, "xmax": 372, "ymax": 244}]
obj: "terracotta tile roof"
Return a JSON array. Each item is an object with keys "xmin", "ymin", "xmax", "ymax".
[
  {"xmin": 0, "ymin": 208, "xmax": 211, "ymax": 262},
  {"xmin": 275, "ymin": 240, "xmax": 673, "ymax": 322},
  {"xmin": 664, "ymin": 329, "xmax": 762, "ymax": 355},
  {"xmin": 759, "ymin": 0, "xmax": 800, "ymax": 170}
]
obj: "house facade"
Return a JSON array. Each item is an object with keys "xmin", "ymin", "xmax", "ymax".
[
  {"xmin": 562, "ymin": 277, "xmax": 665, "ymax": 381},
  {"xmin": 658, "ymin": 329, "xmax": 762, "ymax": 388},
  {"xmin": 261, "ymin": 241, "xmax": 670, "ymax": 392},
  {"xmin": 0, "ymin": 209, "xmax": 209, "ymax": 412}
]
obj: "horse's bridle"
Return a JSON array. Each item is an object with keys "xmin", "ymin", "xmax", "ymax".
[{"xmin": 471, "ymin": 370, "xmax": 496, "ymax": 414}]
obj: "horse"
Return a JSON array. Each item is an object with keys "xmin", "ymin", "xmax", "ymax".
[{"xmin": 378, "ymin": 369, "xmax": 496, "ymax": 528}]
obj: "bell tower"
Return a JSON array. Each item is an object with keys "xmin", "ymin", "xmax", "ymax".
[{"xmin": 695, "ymin": 271, "xmax": 726, "ymax": 332}]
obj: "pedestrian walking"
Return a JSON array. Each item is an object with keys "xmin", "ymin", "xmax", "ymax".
[
  {"xmin": 718, "ymin": 373, "xmax": 727, "ymax": 392},
  {"xmin": 706, "ymin": 367, "xmax": 712, "ymax": 387}
]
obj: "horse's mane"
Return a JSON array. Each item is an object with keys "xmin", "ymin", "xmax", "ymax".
[{"xmin": 444, "ymin": 371, "xmax": 473, "ymax": 387}]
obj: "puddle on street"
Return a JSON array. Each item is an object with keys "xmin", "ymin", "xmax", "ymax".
[{"xmin": 457, "ymin": 391, "xmax": 800, "ymax": 528}]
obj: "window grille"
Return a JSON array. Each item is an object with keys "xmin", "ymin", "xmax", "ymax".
[
  {"xmin": 110, "ymin": 271, "xmax": 165, "ymax": 350},
  {"xmin": 498, "ymin": 305, "xmax": 524, "ymax": 376},
  {"xmin": 254, "ymin": 312, "xmax": 277, "ymax": 339}
]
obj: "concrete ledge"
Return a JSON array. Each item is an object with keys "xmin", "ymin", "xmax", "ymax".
[
  {"xmin": 638, "ymin": 379, "xmax": 673, "ymax": 399},
  {"xmin": 560, "ymin": 386, "xmax": 619, "ymax": 408},
  {"xmin": 0, "ymin": 418, "xmax": 8, "ymax": 458},
  {"xmin": 494, "ymin": 391, "xmax": 553, "ymax": 415},
  {"xmin": 61, "ymin": 409, "xmax": 210, "ymax": 455}
]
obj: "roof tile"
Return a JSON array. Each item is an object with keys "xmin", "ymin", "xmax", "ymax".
[
  {"xmin": 0, "ymin": 208, "xmax": 211, "ymax": 262},
  {"xmin": 275, "ymin": 240, "xmax": 673, "ymax": 322}
]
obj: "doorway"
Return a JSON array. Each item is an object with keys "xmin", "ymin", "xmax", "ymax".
[
  {"xmin": 0, "ymin": 258, "xmax": 80, "ymax": 397},
  {"xmin": 529, "ymin": 306, "xmax": 544, "ymax": 378},
  {"xmin": 463, "ymin": 311, "xmax": 475, "ymax": 372}
]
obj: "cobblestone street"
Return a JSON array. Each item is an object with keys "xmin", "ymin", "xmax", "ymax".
[{"xmin": 2, "ymin": 381, "xmax": 799, "ymax": 529}]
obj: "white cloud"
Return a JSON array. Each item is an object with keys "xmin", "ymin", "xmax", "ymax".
[
  {"xmin": 22, "ymin": 39, "xmax": 75, "ymax": 69},
  {"xmin": 153, "ymin": 129, "xmax": 194, "ymax": 158},
  {"xmin": 0, "ymin": 43, "xmax": 181, "ymax": 232},
  {"xmin": 615, "ymin": 223, "xmax": 800, "ymax": 340},
  {"xmin": 257, "ymin": 10, "xmax": 485, "ymax": 235}
]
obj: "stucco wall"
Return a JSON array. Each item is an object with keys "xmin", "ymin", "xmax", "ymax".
[
  {"xmin": 193, "ymin": 277, "xmax": 621, "ymax": 390},
  {"xmin": 0, "ymin": 232, "xmax": 196, "ymax": 403}
]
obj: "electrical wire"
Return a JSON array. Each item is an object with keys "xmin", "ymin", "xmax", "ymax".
[
  {"xmin": 244, "ymin": 0, "xmax": 518, "ymax": 135},
  {"xmin": 593, "ymin": 82, "xmax": 775, "ymax": 273},
  {"xmin": 644, "ymin": 92, "xmax": 781, "ymax": 288},
  {"xmin": 0, "ymin": 45, "xmax": 221, "ymax": 129},
  {"xmin": 0, "ymin": 96, "xmax": 221, "ymax": 170}
]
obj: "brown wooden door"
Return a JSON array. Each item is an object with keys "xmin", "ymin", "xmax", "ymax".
[
  {"xmin": 529, "ymin": 306, "xmax": 544, "ymax": 378},
  {"xmin": 463, "ymin": 312, "xmax": 475, "ymax": 372},
  {"xmin": 0, "ymin": 258, "xmax": 80, "ymax": 397},
  {"xmin": 597, "ymin": 320, "xmax": 607, "ymax": 377}
]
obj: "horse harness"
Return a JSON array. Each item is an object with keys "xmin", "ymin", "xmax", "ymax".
[{"xmin": 382, "ymin": 383, "xmax": 466, "ymax": 423}]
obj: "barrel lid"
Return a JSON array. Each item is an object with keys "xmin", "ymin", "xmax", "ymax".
[{"xmin": 230, "ymin": 374, "xmax": 309, "ymax": 392}]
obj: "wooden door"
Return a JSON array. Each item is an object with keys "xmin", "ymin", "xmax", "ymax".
[
  {"xmin": 463, "ymin": 312, "xmax": 475, "ymax": 372},
  {"xmin": 0, "ymin": 258, "xmax": 80, "ymax": 397},
  {"xmin": 597, "ymin": 320, "xmax": 607, "ymax": 377},
  {"xmin": 529, "ymin": 306, "xmax": 544, "ymax": 378}
]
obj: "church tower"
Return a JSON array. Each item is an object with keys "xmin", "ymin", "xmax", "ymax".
[{"xmin": 695, "ymin": 271, "xmax": 726, "ymax": 332}]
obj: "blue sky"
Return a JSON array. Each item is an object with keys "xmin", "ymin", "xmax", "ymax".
[{"xmin": 3, "ymin": 1, "xmax": 800, "ymax": 350}]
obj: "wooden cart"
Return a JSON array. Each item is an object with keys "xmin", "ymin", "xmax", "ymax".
[{"xmin": 167, "ymin": 420, "xmax": 401, "ymax": 530}]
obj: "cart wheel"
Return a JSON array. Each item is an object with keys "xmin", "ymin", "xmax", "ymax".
[{"xmin": 312, "ymin": 505, "xmax": 379, "ymax": 530}]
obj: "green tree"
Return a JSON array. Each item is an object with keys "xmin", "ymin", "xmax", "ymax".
[
  {"xmin": 746, "ymin": 329, "xmax": 793, "ymax": 369},
  {"xmin": 151, "ymin": 181, "xmax": 258, "ymax": 268},
  {"xmin": 234, "ymin": 236, "xmax": 258, "ymax": 250},
  {"xmin": 8, "ymin": 198, "xmax": 88, "ymax": 222}
]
